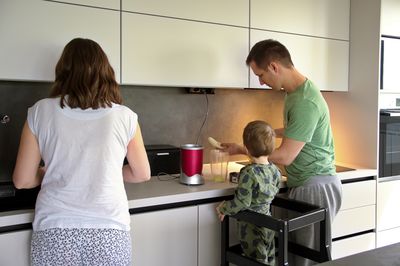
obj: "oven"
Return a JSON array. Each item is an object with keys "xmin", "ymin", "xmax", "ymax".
[{"xmin": 380, "ymin": 109, "xmax": 400, "ymax": 178}]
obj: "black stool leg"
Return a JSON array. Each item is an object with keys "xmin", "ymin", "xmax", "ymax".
[
  {"xmin": 319, "ymin": 210, "xmax": 332, "ymax": 262},
  {"xmin": 221, "ymin": 217, "xmax": 229, "ymax": 266},
  {"xmin": 277, "ymin": 221, "xmax": 289, "ymax": 266}
]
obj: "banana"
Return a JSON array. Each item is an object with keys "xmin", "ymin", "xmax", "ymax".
[{"xmin": 208, "ymin": 137, "xmax": 223, "ymax": 149}]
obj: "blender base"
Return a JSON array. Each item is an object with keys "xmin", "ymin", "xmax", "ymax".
[{"xmin": 179, "ymin": 173, "xmax": 204, "ymax": 185}]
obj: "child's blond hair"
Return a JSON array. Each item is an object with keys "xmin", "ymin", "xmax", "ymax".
[{"xmin": 243, "ymin": 120, "xmax": 275, "ymax": 158}]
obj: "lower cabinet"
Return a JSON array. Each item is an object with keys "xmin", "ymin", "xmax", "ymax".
[
  {"xmin": 377, "ymin": 226, "xmax": 400, "ymax": 248},
  {"xmin": 198, "ymin": 202, "xmax": 239, "ymax": 266},
  {"xmin": 198, "ymin": 203, "xmax": 221, "ymax": 266},
  {"xmin": 331, "ymin": 232, "xmax": 375, "ymax": 260},
  {"xmin": 130, "ymin": 206, "xmax": 198, "ymax": 266},
  {"xmin": 331, "ymin": 178, "xmax": 376, "ymax": 259},
  {"xmin": 131, "ymin": 202, "xmax": 237, "ymax": 266},
  {"xmin": 0, "ymin": 229, "xmax": 32, "ymax": 266},
  {"xmin": 377, "ymin": 179, "xmax": 400, "ymax": 231}
]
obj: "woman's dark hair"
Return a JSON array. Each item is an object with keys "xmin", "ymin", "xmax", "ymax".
[
  {"xmin": 50, "ymin": 38, "xmax": 122, "ymax": 109},
  {"xmin": 246, "ymin": 39, "xmax": 294, "ymax": 69},
  {"xmin": 243, "ymin": 120, "xmax": 275, "ymax": 158}
]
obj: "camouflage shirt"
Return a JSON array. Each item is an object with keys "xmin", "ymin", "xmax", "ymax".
[{"xmin": 220, "ymin": 163, "xmax": 281, "ymax": 216}]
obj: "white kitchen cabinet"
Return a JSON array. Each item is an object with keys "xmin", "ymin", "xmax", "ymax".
[
  {"xmin": 377, "ymin": 179, "xmax": 400, "ymax": 231},
  {"xmin": 331, "ymin": 177, "xmax": 377, "ymax": 257},
  {"xmin": 331, "ymin": 232, "xmax": 375, "ymax": 260},
  {"xmin": 0, "ymin": 229, "xmax": 31, "ymax": 266},
  {"xmin": 122, "ymin": 12, "xmax": 248, "ymax": 88},
  {"xmin": 45, "ymin": 0, "xmax": 120, "ymax": 10},
  {"xmin": 130, "ymin": 206, "xmax": 197, "ymax": 266},
  {"xmin": 250, "ymin": 29, "xmax": 349, "ymax": 91},
  {"xmin": 340, "ymin": 180, "xmax": 376, "ymax": 210},
  {"xmin": 198, "ymin": 202, "xmax": 239, "ymax": 266},
  {"xmin": 332, "ymin": 179, "xmax": 376, "ymax": 238},
  {"xmin": 332, "ymin": 205, "xmax": 375, "ymax": 238},
  {"xmin": 377, "ymin": 226, "xmax": 400, "ymax": 248},
  {"xmin": 0, "ymin": 0, "xmax": 120, "ymax": 82},
  {"xmin": 381, "ymin": 0, "xmax": 400, "ymax": 36},
  {"xmin": 251, "ymin": 0, "xmax": 350, "ymax": 40},
  {"xmin": 198, "ymin": 203, "xmax": 221, "ymax": 266},
  {"xmin": 122, "ymin": 0, "xmax": 248, "ymax": 27}
]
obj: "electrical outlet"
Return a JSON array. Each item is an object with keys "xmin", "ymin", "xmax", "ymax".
[{"xmin": 185, "ymin": 87, "xmax": 215, "ymax": 94}]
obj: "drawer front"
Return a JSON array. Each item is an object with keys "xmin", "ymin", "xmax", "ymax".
[
  {"xmin": 377, "ymin": 180, "xmax": 400, "ymax": 230},
  {"xmin": 377, "ymin": 226, "xmax": 400, "ymax": 248},
  {"xmin": 332, "ymin": 205, "xmax": 375, "ymax": 238},
  {"xmin": 341, "ymin": 180, "xmax": 376, "ymax": 210},
  {"xmin": 332, "ymin": 232, "xmax": 375, "ymax": 260}
]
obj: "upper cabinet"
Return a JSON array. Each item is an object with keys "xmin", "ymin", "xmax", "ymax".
[
  {"xmin": 251, "ymin": 0, "xmax": 350, "ymax": 40},
  {"xmin": 0, "ymin": 0, "xmax": 351, "ymax": 91},
  {"xmin": 249, "ymin": 0, "xmax": 350, "ymax": 91},
  {"xmin": 122, "ymin": 0, "xmax": 249, "ymax": 27},
  {"xmin": 45, "ymin": 0, "xmax": 120, "ymax": 10},
  {"xmin": 381, "ymin": 0, "xmax": 400, "ymax": 36},
  {"xmin": 0, "ymin": 0, "xmax": 120, "ymax": 82},
  {"xmin": 249, "ymin": 30, "xmax": 349, "ymax": 91},
  {"xmin": 121, "ymin": 13, "xmax": 248, "ymax": 88}
]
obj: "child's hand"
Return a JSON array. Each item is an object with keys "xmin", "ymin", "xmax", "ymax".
[{"xmin": 216, "ymin": 201, "xmax": 226, "ymax": 221}]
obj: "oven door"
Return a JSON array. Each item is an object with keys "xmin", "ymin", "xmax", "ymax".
[{"xmin": 380, "ymin": 114, "xmax": 400, "ymax": 178}]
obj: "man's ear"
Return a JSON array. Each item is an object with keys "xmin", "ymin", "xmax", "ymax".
[{"xmin": 269, "ymin": 62, "xmax": 279, "ymax": 74}]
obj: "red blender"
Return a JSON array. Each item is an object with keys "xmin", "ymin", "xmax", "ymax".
[{"xmin": 180, "ymin": 144, "xmax": 204, "ymax": 185}]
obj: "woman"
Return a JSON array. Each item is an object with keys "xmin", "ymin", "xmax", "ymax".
[{"xmin": 13, "ymin": 38, "xmax": 151, "ymax": 265}]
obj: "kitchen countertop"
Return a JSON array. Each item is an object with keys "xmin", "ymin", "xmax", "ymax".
[{"xmin": 0, "ymin": 162, "xmax": 377, "ymax": 229}]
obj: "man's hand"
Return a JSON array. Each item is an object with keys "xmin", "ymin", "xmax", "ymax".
[{"xmin": 221, "ymin": 143, "xmax": 247, "ymax": 156}]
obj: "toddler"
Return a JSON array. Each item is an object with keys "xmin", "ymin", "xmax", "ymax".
[{"xmin": 216, "ymin": 120, "xmax": 281, "ymax": 265}]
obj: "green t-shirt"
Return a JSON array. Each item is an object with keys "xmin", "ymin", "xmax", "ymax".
[{"xmin": 284, "ymin": 79, "xmax": 336, "ymax": 187}]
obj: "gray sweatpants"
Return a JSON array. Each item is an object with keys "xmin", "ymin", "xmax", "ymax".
[{"xmin": 287, "ymin": 175, "xmax": 342, "ymax": 266}]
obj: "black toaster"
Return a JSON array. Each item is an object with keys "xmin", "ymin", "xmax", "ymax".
[{"xmin": 145, "ymin": 144, "xmax": 180, "ymax": 176}]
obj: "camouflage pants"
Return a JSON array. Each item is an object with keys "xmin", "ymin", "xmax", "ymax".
[{"xmin": 238, "ymin": 220, "xmax": 275, "ymax": 265}]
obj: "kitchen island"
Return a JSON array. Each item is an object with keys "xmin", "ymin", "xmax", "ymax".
[{"xmin": 0, "ymin": 162, "xmax": 377, "ymax": 266}]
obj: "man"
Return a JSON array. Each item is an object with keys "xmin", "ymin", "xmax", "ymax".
[{"xmin": 223, "ymin": 39, "xmax": 342, "ymax": 265}]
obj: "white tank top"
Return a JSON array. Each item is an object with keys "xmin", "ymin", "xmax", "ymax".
[{"xmin": 28, "ymin": 97, "xmax": 137, "ymax": 231}]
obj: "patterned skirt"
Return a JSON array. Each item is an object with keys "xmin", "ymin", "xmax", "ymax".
[{"xmin": 31, "ymin": 228, "xmax": 132, "ymax": 266}]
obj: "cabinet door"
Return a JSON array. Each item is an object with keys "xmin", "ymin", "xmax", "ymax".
[
  {"xmin": 377, "ymin": 180, "xmax": 400, "ymax": 231},
  {"xmin": 250, "ymin": 29, "xmax": 349, "ymax": 91},
  {"xmin": 0, "ymin": 0, "xmax": 120, "ymax": 82},
  {"xmin": 130, "ymin": 206, "xmax": 197, "ymax": 266},
  {"xmin": 381, "ymin": 37, "xmax": 400, "ymax": 92},
  {"xmin": 45, "ymin": 0, "xmax": 120, "ymax": 10},
  {"xmin": 198, "ymin": 203, "xmax": 221, "ymax": 266},
  {"xmin": 251, "ymin": 0, "xmax": 350, "ymax": 40},
  {"xmin": 122, "ymin": 13, "xmax": 248, "ymax": 88},
  {"xmin": 377, "ymin": 226, "xmax": 400, "ymax": 248},
  {"xmin": 198, "ymin": 203, "xmax": 239, "ymax": 266},
  {"xmin": 122, "ymin": 0, "xmax": 248, "ymax": 27},
  {"xmin": 0, "ymin": 229, "xmax": 32, "ymax": 266},
  {"xmin": 381, "ymin": 0, "xmax": 400, "ymax": 36}
]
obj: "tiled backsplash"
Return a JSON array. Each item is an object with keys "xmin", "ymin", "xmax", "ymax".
[{"xmin": 0, "ymin": 81, "xmax": 285, "ymax": 182}]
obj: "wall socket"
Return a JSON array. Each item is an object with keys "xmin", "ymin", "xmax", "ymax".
[{"xmin": 185, "ymin": 87, "xmax": 215, "ymax": 94}]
